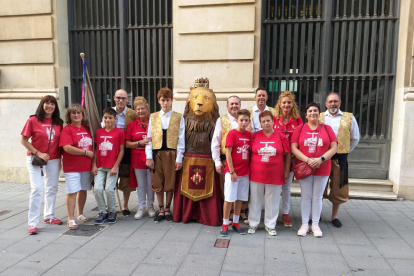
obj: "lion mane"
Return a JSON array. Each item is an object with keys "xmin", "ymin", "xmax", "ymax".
[{"xmin": 183, "ymin": 87, "xmax": 220, "ymax": 155}]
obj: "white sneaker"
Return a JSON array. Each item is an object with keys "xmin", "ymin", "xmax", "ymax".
[
  {"xmin": 297, "ymin": 224, "xmax": 309, "ymax": 237},
  {"xmin": 265, "ymin": 226, "xmax": 277, "ymax": 236},
  {"xmin": 248, "ymin": 227, "xmax": 257, "ymax": 234},
  {"xmin": 134, "ymin": 208, "xmax": 145, "ymax": 220},
  {"xmin": 311, "ymin": 225, "xmax": 323, "ymax": 237},
  {"xmin": 147, "ymin": 207, "xmax": 156, "ymax": 218}
]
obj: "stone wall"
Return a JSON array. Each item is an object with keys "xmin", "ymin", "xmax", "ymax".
[
  {"xmin": 389, "ymin": 0, "xmax": 414, "ymax": 199},
  {"xmin": 172, "ymin": 0, "xmax": 260, "ymax": 113},
  {"xmin": 0, "ymin": 0, "xmax": 70, "ymax": 183}
]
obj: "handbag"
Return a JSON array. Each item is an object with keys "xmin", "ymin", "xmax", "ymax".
[
  {"xmin": 31, "ymin": 122, "xmax": 53, "ymax": 167},
  {"xmin": 291, "ymin": 124, "xmax": 322, "ymax": 180}
]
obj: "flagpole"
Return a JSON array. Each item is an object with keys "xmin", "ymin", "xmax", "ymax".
[{"xmin": 80, "ymin": 53, "xmax": 86, "ymax": 107}]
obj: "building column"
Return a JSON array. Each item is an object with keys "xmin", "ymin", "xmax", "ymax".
[
  {"xmin": 389, "ymin": 0, "xmax": 414, "ymax": 199},
  {"xmin": 172, "ymin": 0, "xmax": 261, "ymax": 113}
]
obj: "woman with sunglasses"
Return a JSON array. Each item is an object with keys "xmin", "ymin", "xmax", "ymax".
[{"xmin": 59, "ymin": 104, "xmax": 94, "ymax": 229}]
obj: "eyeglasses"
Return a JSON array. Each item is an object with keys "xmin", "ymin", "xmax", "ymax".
[
  {"xmin": 327, "ymin": 100, "xmax": 340, "ymax": 104},
  {"xmin": 115, "ymin": 97, "xmax": 128, "ymax": 101}
]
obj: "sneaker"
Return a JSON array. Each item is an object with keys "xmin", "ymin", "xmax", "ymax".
[
  {"xmin": 282, "ymin": 214, "xmax": 292, "ymax": 228},
  {"xmin": 311, "ymin": 225, "xmax": 323, "ymax": 237},
  {"xmin": 248, "ymin": 227, "xmax": 256, "ymax": 234},
  {"xmin": 107, "ymin": 212, "xmax": 117, "ymax": 224},
  {"xmin": 220, "ymin": 224, "xmax": 229, "ymax": 237},
  {"xmin": 134, "ymin": 208, "xmax": 145, "ymax": 220},
  {"xmin": 297, "ymin": 224, "xmax": 309, "ymax": 237},
  {"xmin": 94, "ymin": 212, "xmax": 108, "ymax": 225},
  {"xmin": 148, "ymin": 207, "xmax": 156, "ymax": 218},
  {"xmin": 44, "ymin": 217, "xmax": 63, "ymax": 225},
  {"xmin": 122, "ymin": 209, "xmax": 130, "ymax": 217},
  {"xmin": 265, "ymin": 226, "xmax": 277, "ymax": 236},
  {"xmin": 28, "ymin": 225, "xmax": 38, "ymax": 235},
  {"xmin": 232, "ymin": 223, "xmax": 246, "ymax": 235}
]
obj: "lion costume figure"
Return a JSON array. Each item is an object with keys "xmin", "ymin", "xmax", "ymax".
[{"xmin": 173, "ymin": 77, "xmax": 224, "ymax": 226}]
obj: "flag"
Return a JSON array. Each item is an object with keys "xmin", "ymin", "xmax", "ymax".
[{"xmin": 81, "ymin": 56, "xmax": 101, "ymax": 149}]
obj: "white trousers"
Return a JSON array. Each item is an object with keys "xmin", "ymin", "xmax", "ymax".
[
  {"xmin": 134, "ymin": 168, "xmax": 154, "ymax": 209},
  {"xmin": 26, "ymin": 156, "xmax": 61, "ymax": 226},
  {"xmin": 281, "ymin": 171, "xmax": 294, "ymax": 214},
  {"xmin": 299, "ymin": 175, "xmax": 329, "ymax": 226},
  {"xmin": 249, "ymin": 181, "xmax": 282, "ymax": 229},
  {"xmin": 93, "ymin": 168, "xmax": 118, "ymax": 213}
]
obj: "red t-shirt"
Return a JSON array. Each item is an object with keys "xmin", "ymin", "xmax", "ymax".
[
  {"xmin": 273, "ymin": 116, "xmax": 303, "ymax": 143},
  {"xmin": 59, "ymin": 124, "xmax": 93, "ymax": 173},
  {"xmin": 224, "ymin": 129, "xmax": 251, "ymax": 176},
  {"xmin": 291, "ymin": 123, "xmax": 337, "ymax": 176},
  {"xmin": 21, "ymin": 117, "xmax": 63, "ymax": 160},
  {"xmin": 250, "ymin": 130, "xmax": 290, "ymax": 185},
  {"xmin": 126, "ymin": 119, "xmax": 149, "ymax": 169},
  {"xmin": 95, "ymin": 127, "xmax": 125, "ymax": 169}
]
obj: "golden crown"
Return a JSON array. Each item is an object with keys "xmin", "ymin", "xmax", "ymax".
[{"xmin": 194, "ymin": 77, "xmax": 209, "ymax": 88}]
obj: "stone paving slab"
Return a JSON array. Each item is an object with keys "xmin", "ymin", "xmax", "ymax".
[{"xmin": 0, "ymin": 182, "xmax": 413, "ymax": 276}]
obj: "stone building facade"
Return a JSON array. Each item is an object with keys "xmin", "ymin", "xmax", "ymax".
[{"xmin": 0, "ymin": 0, "xmax": 413, "ymax": 199}]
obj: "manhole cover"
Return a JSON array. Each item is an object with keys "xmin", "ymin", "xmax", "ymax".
[
  {"xmin": 0, "ymin": 210, "xmax": 11, "ymax": 216},
  {"xmin": 62, "ymin": 224, "xmax": 107, "ymax": 238},
  {"xmin": 214, "ymin": 239, "xmax": 230, "ymax": 248}
]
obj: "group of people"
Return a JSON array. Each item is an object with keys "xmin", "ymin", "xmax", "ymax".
[{"xmin": 21, "ymin": 86, "xmax": 359, "ymax": 238}]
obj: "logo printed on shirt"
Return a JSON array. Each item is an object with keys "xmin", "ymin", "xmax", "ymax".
[
  {"xmin": 78, "ymin": 135, "xmax": 92, "ymax": 150},
  {"xmin": 304, "ymin": 132, "xmax": 323, "ymax": 153},
  {"xmin": 45, "ymin": 126, "xmax": 55, "ymax": 141},
  {"xmin": 237, "ymin": 138, "xmax": 250, "ymax": 160},
  {"xmin": 258, "ymin": 142, "xmax": 276, "ymax": 162},
  {"xmin": 99, "ymin": 137, "xmax": 113, "ymax": 156}
]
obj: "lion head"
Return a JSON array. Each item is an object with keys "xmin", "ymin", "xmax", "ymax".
[
  {"xmin": 183, "ymin": 87, "xmax": 220, "ymax": 123},
  {"xmin": 183, "ymin": 87, "xmax": 220, "ymax": 155}
]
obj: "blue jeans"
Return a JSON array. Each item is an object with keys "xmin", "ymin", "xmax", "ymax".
[{"xmin": 93, "ymin": 168, "xmax": 119, "ymax": 214}]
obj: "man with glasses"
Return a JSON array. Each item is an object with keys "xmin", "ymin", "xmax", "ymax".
[
  {"xmin": 109, "ymin": 89, "xmax": 137, "ymax": 216},
  {"xmin": 320, "ymin": 93, "xmax": 360, "ymax": 228}
]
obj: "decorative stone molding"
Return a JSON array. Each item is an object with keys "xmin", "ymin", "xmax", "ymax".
[{"xmin": 403, "ymin": 87, "xmax": 414, "ymax": 101}]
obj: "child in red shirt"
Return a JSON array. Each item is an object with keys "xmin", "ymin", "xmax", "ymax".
[
  {"xmin": 220, "ymin": 109, "xmax": 251, "ymax": 237},
  {"xmin": 92, "ymin": 108, "xmax": 125, "ymax": 224}
]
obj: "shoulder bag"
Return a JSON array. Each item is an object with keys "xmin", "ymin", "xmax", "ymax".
[
  {"xmin": 31, "ymin": 122, "xmax": 53, "ymax": 167},
  {"xmin": 291, "ymin": 124, "xmax": 323, "ymax": 180}
]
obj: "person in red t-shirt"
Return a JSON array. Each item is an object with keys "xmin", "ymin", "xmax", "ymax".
[
  {"xmin": 291, "ymin": 103, "xmax": 337, "ymax": 237},
  {"xmin": 59, "ymin": 104, "xmax": 94, "ymax": 230},
  {"xmin": 125, "ymin": 96, "xmax": 155, "ymax": 220},
  {"xmin": 21, "ymin": 95, "xmax": 64, "ymax": 235},
  {"xmin": 220, "ymin": 109, "xmax": 251, "ymax": 237},
  {"xmin": 92, "ymin": 108, "xmax": 125, "ymax": 225},
  {"xmin": 273, "ymin": 91, "xmax": 303, "ymax": 228},
  {"xmin": 248, "ymin": 111, "xmax": 291, "ymax": 236}
]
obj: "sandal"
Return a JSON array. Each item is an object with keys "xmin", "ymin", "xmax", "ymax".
[
  {"xmin": 154, "ymin": 205, "xmax": 165, "ymax": 224},
  {"xmin": 78, "ymin": 214, "xmax": 89, "ymax": 222},
  {"xmin": 240, "ymin": 209, "xmax": 249, "ymax": 224},
  {"xmin": 165, "ymin": 206, "xmax": 173, "ymax": 223},
  {"xmin": 67, "ymin": 220, "xmax": 78, "ymax": 230}
]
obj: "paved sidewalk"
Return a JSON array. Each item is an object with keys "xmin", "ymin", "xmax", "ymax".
[{"xmin": 0, "ymin": 182, "xmax": 414, "ymax": 276}]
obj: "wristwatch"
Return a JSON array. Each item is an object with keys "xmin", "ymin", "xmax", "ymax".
[
  {"xmin": 320, "ymin": 156, "xmax": 326, "ymax": 163},
  {"xmin": 230, "ymin": 171, "xmax": 235, "ymax": 174},
  {"xmin": 137, "ymin": 140, "xmax": 140, "ymax": 146}
]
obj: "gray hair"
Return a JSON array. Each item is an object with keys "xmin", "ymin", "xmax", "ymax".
[{"xmin": 227, "ymin": 95, "xmax": 241, "ymax": 105}]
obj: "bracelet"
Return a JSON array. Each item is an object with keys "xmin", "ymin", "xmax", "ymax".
[
  {"xmin": 306, "ymin": 158, "xmax": 310, "ymax": 164},
  {"xmin": 33, "ymin": 150, "xmax": 38, "ymax": 155},
  {"xmin": 230, "ymin": 171, "xmax": 235, "ymax": 174},
  {"xmin": 84, "ymin": 150, "xmax": 87, "ymax": 156}
]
